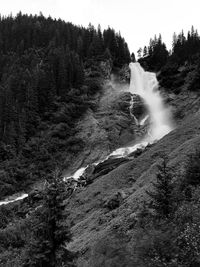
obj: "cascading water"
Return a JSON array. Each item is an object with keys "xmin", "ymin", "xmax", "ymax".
[
  {"xmin": 129, "ymin": 95, "xmax": 139, "ymax": 125},
  {"xmin": 64, "ymin": 62, "xmax": 173, "ymax": 179},
  {"xmin": 1, "ymin": 62, "xmax": 173, "ymax": 205},
  {"xmin": 129, "ymin": 62, "xmax": 172, "ymax": 141},
  {"xmin": 0, "ymin": 193, "xmax": 28, "ymax": 206},
  {"xmin": 109, "ymin": 62, "xmax": 172, "ymax": 158}
]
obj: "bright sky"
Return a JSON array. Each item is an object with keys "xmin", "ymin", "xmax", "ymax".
[{"xmin": 1, "ymin": 0, "xmax": 200, "ymax": 54}]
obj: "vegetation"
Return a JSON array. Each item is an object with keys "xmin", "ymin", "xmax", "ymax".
[
  {"xmin": 135, "ymin": 152, "xmax": 200, "ymax": 267},
  {"xmin": 138, "ymin": 34, "xmax": 168, "ymax": 71},
  {"xmin": 1, "ymin": 12, "xmax": 200, "ymax": 267},
  {"xmin": 138, "ymin": 26, "xmax": 200, "ymax": 95},
  {"xmin": 0, "ymin": 13, "xmax": 130, "ymax": 199},
  {"xmin": 0, "ymin": 170, "xmax": 75, "ymax": 266}
]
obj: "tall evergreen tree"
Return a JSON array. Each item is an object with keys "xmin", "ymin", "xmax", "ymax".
[
  {"xmin": 147, "ymin": 158, "xmax": 175, "ymax": 219},
  {"xmin": 23, "ymin": 170, "xmax": 76, "ymax": 267}
]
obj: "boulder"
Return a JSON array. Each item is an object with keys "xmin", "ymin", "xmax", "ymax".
[
  {"xmin": 102, "ymin": 191, "xmax": 123, "ymax": 210},
  {"xmin": 93, "ymin": 157, "xmax": 130, "ymax": 178},
  {"xmin": 80, "ymin": 158, "xmax": 130, "ymax": 187},
  {"xmin": 131, "ymin": 94, "xmax": 148, "ymax": 120},
  {"xmin": 113, "ymin": 92, "xmax": 148, "ymax": 120}
]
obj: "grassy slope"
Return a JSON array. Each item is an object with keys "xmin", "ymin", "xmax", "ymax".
[{"xmin": 67, "ymin": 105, "xmax": 200, "ymax": 266}]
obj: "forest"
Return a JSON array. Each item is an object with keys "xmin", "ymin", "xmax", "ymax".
[
  {"xmin": 1, "ymin": 12, "xmax": 200, "ymax": 267},
  {"xmin": 138, "ymin": 26, "xmax": 200, "ymax": 93},
  {"xmin": 0, "ymin": 12, "xmax": 130, "ymax": 198}
]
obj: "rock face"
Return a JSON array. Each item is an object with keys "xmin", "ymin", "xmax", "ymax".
[
  {"xmin": 64, "ymin": 83, "xmax": 149, "ymax": 175},
  {"xmin": 83, "ymin": 157, "xmax": 130, "ymax": 185},
  {"xmin": 112, "ymin": 92, "xmax": 148, "ymax": 121},
  {"xmin": 130, "ymin": 94, "xmax": 148, "ymax": 120}
]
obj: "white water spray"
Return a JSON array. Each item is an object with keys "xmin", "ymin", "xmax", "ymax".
[
  {"xmin": 63, "ymin": 62, "xmax": 173, "ymax": 181},
  {"xmin": 129, "ymin": 62, "xmax": 172, "ymax": 141},
  {"xmin": 1, "ymin": 63, "xmax": 173, "ymax": 205}
]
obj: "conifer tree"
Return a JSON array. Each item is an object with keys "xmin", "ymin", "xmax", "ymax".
[
  {"xmin": 143, "ymin": 46, "xmax": 147, "ymax": 57},
  {"xmin": 147, "ymin": 158, "xmax": 175, "ymax": 220},
  {"xmin": 137, "ymin": 48, "xmax": 142, "ymax": 59},
  {"xmin": 23, "ymin": 170, "xmax": 76, "ymax": 267}
]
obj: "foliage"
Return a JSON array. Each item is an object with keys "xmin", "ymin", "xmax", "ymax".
[
  {"xmin": 0, "ymin": 13, "xmax": 130, "ymax": 199},
  {"xmin": 138, "ymin": 34, "xmax": 168, "ymax": 71},
  {"xmin": 0, "ymin": 171, "xmax": 76, "ymax": 266},
  {"xmin": 23, "ymin": 170, "xmax": 75, "ymax": 267},
  {"xmin": 139, "ymin": 26, "xmax": 200, "ymax": 94},
  {"xmin": 146, "ymin": 158, "xmax": 176, "ymax": 220},
  {"xmin": 135, "ymin": 151, "xmax": 200, "ymax": 267}
]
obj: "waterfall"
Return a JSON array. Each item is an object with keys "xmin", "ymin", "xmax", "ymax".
[
  {"xmin": 129, "ymin": 95, "xmax": 139, "ymax": 125},
  {"xmin": 63, "ymin": 62, "xmax": 173, "ymax": 180},
  {"xmin": 1, "ymin": 62, "xmax": 173, "ymax": 205},
  {"xmin": 129, "ymin": 62, "xmax": 172, "ymax": 141}
]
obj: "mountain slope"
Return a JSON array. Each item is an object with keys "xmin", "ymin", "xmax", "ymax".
[{"xmin": 67, "ymin": 105, "xmax": 200, "ymax": 266}]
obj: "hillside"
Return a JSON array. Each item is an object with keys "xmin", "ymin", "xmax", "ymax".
[
  {"xmin": 65, "ymin": 64, "xmax": 200, "ymax": 265},
  {"xmin": 0, "ymin": 13, "xmax": 130, "ymax": 199},
  {"xmin": 68, "ymin": 110, "xmax": 200, "ymax": 266},
  {"xmin": 1, "ymin": 16, "xmax": 200, "ymax": 267}
]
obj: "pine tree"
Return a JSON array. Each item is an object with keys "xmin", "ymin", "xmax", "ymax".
[
  {"xmin": 137, "ymin": 48, "xmax": 142, "ymax": 59},
  {"xmin": 172, "ymin": 32, "xmax": 178, "ymax": 52},
  {"xmin": 23, "ymin": 170, "xmax": 76, "ymax": 267},
  {"xmin": 143, "ymin": 46, "xmax": 147, "ymax": 57},
  {"xmin": 131, "ymin": 52, "xmax": 136, "ymax": 62},
  {"xmin": 147, "ymin": 158, "xmax": 175, "ymax": 220}
]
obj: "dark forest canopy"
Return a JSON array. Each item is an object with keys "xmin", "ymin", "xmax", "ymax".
[
  {"xmin": 0, "ymin": 12, "xmax": 130, "ymax": 198},
  {"xmin": 138, "ymin": 26, "xmax": 200, "ymax": 94},
  {"xmin": 138, "ymin": 26, "xmax": 200, "ymax": 71},
  {"xmin": 0, "ymin": 12, "xmax": 130, "ymax": 66}
]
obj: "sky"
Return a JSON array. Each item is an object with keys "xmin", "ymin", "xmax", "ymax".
[{"xmin": 1, "ymin": 0, "xmax": 200, "ymax": 54}]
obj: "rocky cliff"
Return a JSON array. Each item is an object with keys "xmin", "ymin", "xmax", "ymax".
[{"xmin": 64, "ymin": 79, "xmax": 148, "ymax": 176}]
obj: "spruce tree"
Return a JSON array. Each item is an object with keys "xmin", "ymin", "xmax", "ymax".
[
  {"xmin": 147, "ymin": 158, "xmax": 175, "ymax": 220},
  {"xmin": 23, "ymin": 170, "xmax": 76, "ymax": 267}
]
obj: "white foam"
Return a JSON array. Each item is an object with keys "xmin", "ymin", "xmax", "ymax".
[
  {"xmin": 64, "ymin": 166, "xmax": 88, "ymax": 181},
  {"xmin": 109, "ymin": 141, "xmax": 148, "ymax": 158},
  {"xmin": 63, "ymin": 63, "xmax": 173, "ymax": 184},
  {"xmin": 129, "ymin": 62, "xmax": 173, "ymax": 142},
  {"xmin": 0, "ymin": 193, "xmax": 28, "ymax": 206},
  {"xmin": 140, "ymin": 115, "xmax": 149, "ymax": 126}
]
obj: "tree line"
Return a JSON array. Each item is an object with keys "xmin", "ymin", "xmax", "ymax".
[{"xmin": 138, "ymin": 26, "xmax": 200, "ymax": 94}]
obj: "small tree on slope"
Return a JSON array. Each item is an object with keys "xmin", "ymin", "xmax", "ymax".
[
  {"xmin": 23, "ymin": 170, "xmax": 76, "ymax": 267},
  {"xmin": 147, "ymin": 158, "xmax": 176, "ymax": 220}
]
